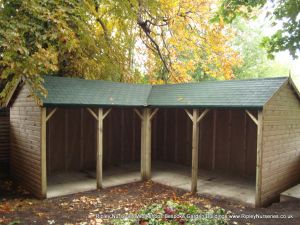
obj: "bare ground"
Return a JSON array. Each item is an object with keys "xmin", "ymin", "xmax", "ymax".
[{"xmin": 0, "ymin": 180, "xmax": 299, "ymax": 225}]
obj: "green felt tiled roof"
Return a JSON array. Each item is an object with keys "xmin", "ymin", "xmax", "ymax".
[
  {"xmin": 42, "ymin": 76, "xmax": 288, "ymax": 108},
  {"xmin": 148, "ymin": 77, "xmax": 288, "ymax": 108},
  {"xmin": 42, "ymin": 76, "xmax": 152, "ymax": 107}
]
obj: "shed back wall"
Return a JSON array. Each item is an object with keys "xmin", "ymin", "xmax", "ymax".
[
  {"xmin": 46, "ymin": 108, "xmax": 141, "ymax": 175},
  {"xmin": 152, "ymin": 109, "xmax": 257, "ymax": 178}
]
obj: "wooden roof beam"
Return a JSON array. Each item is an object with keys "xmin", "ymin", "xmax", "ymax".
[
  {"xmin": 46, "ymin": 108, "xmax": 58, "ymax": 122},
  {"xmin": 246, "ymin": 110, "xmax": 258, "ymax": 125}
]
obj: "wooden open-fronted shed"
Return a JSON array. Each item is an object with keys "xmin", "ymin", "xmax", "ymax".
[{"xmin": 7, "ymin": 76, "xmax": 300, "ymax": 207}]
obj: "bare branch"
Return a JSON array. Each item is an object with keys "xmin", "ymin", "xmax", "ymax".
[{"xmin": 137, "ymin": 2, "xmax": 170, "ymax": 74}]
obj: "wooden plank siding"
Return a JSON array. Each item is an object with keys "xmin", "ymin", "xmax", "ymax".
[
  {"xmin": 260, "ymin": 82, "xmax": 300, "ymax": 206},
  {"xmin": 151, "ymin": 109, "xmax": 257, "ymax": 179},
  {"xmin": 47, "ymin": 107, "xmax": 256, "ymax": 180},
  {"xmin": 0, "ymin": 108, "xmax": 10, "ymax": 176},
  {"xmin": 10, "ymin": 85, "xmax": 42, "ymax": 198},
  {"xmin": 47, "ymin": 108, "xmax": 141, "ymax": 174}
]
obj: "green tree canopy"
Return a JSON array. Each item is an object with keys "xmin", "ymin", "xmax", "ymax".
[
  {"xmin": 231, "ymin": 18, "xmax": 289, "ymax": 79},
  {"xmin": 218, "ymin": 0, "xmax": 300, "ymax": 59}
]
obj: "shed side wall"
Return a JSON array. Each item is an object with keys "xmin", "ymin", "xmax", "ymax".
[
  {"xmin": 261, "ymin": 83, "xmax": 300, "ymax": 205},
  {"xmin": 0, "ymin": 108, "xmax": 10, "ymax": 176},
  {"xmin": 10, "ymin": 85, "xmax": 42, "ymax": 197}
]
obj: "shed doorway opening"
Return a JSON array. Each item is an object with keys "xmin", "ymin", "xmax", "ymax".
[
  {"xmin": 46, "ymin": 108, "xmax": 96, "ymax": 198},
  {"xmin": 46, "ymin": 108, "xmax": 141, "ymax": 198},
  {"xmin": 151, "ymin": 108, "xmax": 257, "ymax": 206},
  {"xmin": 102, "ymin": 108, "xmax": 141, "ymax": 188}
]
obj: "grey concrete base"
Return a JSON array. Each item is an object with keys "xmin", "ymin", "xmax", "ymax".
[
  {"xmin": 152, "ymin": 162, "xmax": 255, "ymax": 206},
  {"xmin": 47, "ymin": 165, "xmax": 141, "ymax": 198},
  {"xmin": 47, "ymin": 162, "xmax": 255, "ymax": 206},
  {"xmin": 47, "ymin": 172, "xmax": 97, "ymax": 198},
  {"xmin": 281, "ymin": 184, "xmax": 300, "ymax": 202}
]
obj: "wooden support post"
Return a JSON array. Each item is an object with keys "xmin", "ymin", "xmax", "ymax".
[
  {"xmin": 86, "ymin": 108, "xmax": 111, "ymax": 189},
  {"xmin": 41, "ymin": 108, "xmax": 47, "ymax": 198},
  {"xmin": 142, "ymin": 109, "xmax": 151, "ymax": 180},
  {"xmin": 135, "ymin": 108, "xmax": 158, "ymax": 180},
  {"xmin": 185, "ymin": 109, "xmax": 209, "ymax": 193},
  {"xmin": 255, "ymin": 110, "xmax": 263, "ymax": 207},
  {"xmin": 97, "ymin": 109, "xmax": 103, "ymax": 189}
]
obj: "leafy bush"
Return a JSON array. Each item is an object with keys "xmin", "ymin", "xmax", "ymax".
[{"xmin": 111, "ymin": 201, "xmax": 228, "ymax": 225}]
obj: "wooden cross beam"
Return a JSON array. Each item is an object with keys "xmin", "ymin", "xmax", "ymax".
[
  {"xmin": 46, "ymin": 108, "xmax": 58, "ymax": 122},
  {"xmin": 245, "ymin": 110, "xmax": 258, "ymax": 125},
  {"xmin": 87, "ymin": 108, "xmax": 99, "ymax": 120},
  {"xmin": 185, "ymin": 109, "xmax": 210, "ymax": 124}
]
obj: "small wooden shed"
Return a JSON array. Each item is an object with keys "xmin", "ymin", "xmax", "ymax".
[{"xmin": 7, "ymin": 75, "xmax": 300, "ymax": 207}]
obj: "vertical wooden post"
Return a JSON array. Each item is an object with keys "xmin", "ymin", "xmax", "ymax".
[
  {"xmin": 191, "ymin": 109, "xmax": 199, "ymax": 193},
  {"xmin": 87, "ymin": 107, "xmax": 111, "ymax": 189},
  {"xmin": 140, "ymin": 111, "xmax": 146, "ymax": 179},
  {"xmin": 141, "ymin": 109, "xmax": 151, "ymax": 180},
  {"xmin": 135, "ymin": 108, "xmax": 158, "ymax": 181},
  {"xmin": 185, "ymin": 109, "xmax": 209, "ymax": 193},
  {"xmin": 255, "ymin": 110, "xmax": 263, "ymax": 207},
  {"xmin": 41, "ymin": 107, "xmax": 47, "ymax": 198},
  {"xmin": 97, "ymin": 109, "xmax": 103, "ymax": 189}
]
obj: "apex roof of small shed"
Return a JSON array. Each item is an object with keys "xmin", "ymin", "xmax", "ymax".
[
  {"xmin": 40, "ymin": 76, "xmax": 289, "ymax": 109},
  {"xmin": 42, "ymin": 76, "xmax": 152, "ymax": 107},
  {"xmin": 148, "ymin": 77, "xmax": 288, "ymax": 108}
]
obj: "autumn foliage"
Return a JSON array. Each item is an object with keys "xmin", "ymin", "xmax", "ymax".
[{"xmin": 0, "ymin": 0, "xmax": 241, "ymax": 102}]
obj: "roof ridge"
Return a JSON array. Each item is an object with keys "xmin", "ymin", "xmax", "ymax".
[
  {"xmin": 43, "ymin": 75, "xmax": 151, "ymax": 86},
  {"xmin": 152, "ymin": 76, "xmax": 288, "ymax": 87}
]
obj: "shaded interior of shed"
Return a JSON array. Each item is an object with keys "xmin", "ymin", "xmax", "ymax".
[
  {"xmin": 46, "ymin": 108, "xmax": 142, "ymax": 197},
  {"xmin": 46, "ymin": 107, "xmax": 257, "ymax": 203},
  {"xmin": 151, "ymin": 108, "xmax": 257, "ymax": 205},
  {"xmin": 151, "ymin": 108, "xmax": 257, "ymax": 178}
]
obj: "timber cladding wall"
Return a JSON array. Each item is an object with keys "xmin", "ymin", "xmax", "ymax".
[
  {"xmin": 261, "ymin": 82, "xmax": 300, "ymax": 205},
  {"xmin": 0, "ymin": 108, "xmax": 9, "ymax": 176},
  {"xmin": 152, "ymin": 108, "xmax": 257, "ymax": 178},
  {"xmin": 46, "ymin": 108, "xmax": 141, "ymax": 175},
  {"xmin": 47, "ymin": 107, "xmax": 257, "ymax": 179},
  {"xmin": 10, "ymin": 85, "xmax": 42, "ymax": 197}
]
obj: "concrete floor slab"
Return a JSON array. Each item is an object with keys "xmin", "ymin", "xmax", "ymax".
[
  {"xmin": 281, "ymin": 184, "xmax": 300, "ymax": 202},
  {"xmin": 47, "ymin": 172, "xmax": 96, "ymax": 198},
  {"xmin": 47, "ymin": 164, "xmax": 141, "ymax": 198},
  {"xmin": 152, "ymin": 162, "xmax": 255, "ymax": 206},
  {"xmin": 47, "ymin": 162, "xmax": 255, "ymax": 206}
]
